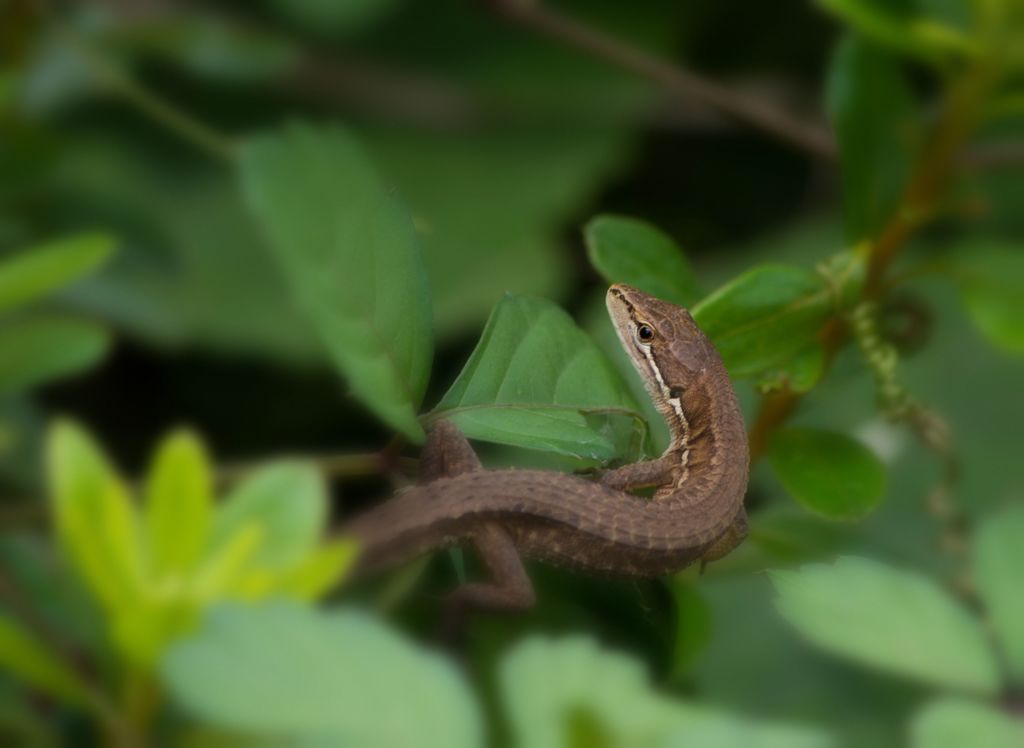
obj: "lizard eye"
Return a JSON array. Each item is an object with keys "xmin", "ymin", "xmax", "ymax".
[{"xmin": 636, "ymin": 323, "xmax": 655, "ymax": 343}]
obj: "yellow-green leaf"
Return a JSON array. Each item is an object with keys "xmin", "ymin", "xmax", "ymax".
[
  {"xmin": 47, "ymin": 420, "xmax": 143, "ymax": 614},
  {"xmin": 274, "ymin": 538, "xmax": 360, "ymax": 601},
  {"xmin": 0, "ymin": 613, "xmax": 90, "ymax": 707},
  {"xmin": 144, "ymin": 429, "xmax": 213, "ymax": 577},
  {"xmin": 191, "ymin": 523, "xmax": 264, "ymax": 601},
  {"xmin": 209, "ymin": 462, "xmax": 326, "ymax": 569}
]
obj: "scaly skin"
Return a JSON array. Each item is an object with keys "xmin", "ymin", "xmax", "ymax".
[{"xmin": 342, "ymin": 284, "xmax": 750, "ymax": 611}]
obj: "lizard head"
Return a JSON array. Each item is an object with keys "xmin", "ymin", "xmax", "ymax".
[{"xmin": 606, "ymin": 284, "xmax": 717, "ymax": 412}]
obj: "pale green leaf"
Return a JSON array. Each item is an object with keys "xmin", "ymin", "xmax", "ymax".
[
  {"xmin": 144, "ymin": 429, "xmax": 214, "ymax": 577},
  {"xmin": 46, "ymin": 420, "xmax": 143, "ymax": 614},
  {"xmin": 210, "ymin": 462, "xmax": 326, "ymax": 570},
  {"xmin": 0, "ymin": 317, "xmax": 111, "ymax": 396},
  {"xmin": 770, "ymin": 557, "xmax": 1000, "ymax": 694},
  {"xmin": 0, "ymin": 232, "xmax": 115, "ymax": 314},
  {"xmin": 0, "ymin": 613, "xmax": 90, "ymax": 708},
  {"xmin": 769, "ymin": 428, "xmax": 886, "ymax": 519},
  {"xmin": 240, "ymin": 122, "xmax": 433, "ymax": 441},
  {"xmin": 431, "ymin": 295, "xmax": 645, "ymax": 461},
  {"xmin": 162, "ymin": 603, "xmax": 482, "ymax": 747},
  {"xmin": 910, "ymin": 698, "xmax": 1024, "ymax": 748},
  {"xmin": 826, "ymin": 35, "xmax": 917, "ymax": 241},
  {"xmin": 500, "ymin": 636, "xmax": 834, "ymax": 748},
  {"xmin": 584, "ymin": 214, "xmax": 702, "ymax": 307},
  {"xmin": 973, "ymin": 504, "xmax": 1024, "ymax": 682}
]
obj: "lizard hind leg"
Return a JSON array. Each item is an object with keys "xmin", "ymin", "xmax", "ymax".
[
  {"xmin": 419, "ymin": 423, "xmax": 537, "ymax": 636},
  {"xmin": 442, "ymin": 523, "xmax": 536, "ymax": 640}
]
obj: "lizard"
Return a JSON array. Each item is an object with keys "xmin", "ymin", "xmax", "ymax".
[{"xmin": 342, "ymin": 283, "xmax": 750, "ymax": 616}]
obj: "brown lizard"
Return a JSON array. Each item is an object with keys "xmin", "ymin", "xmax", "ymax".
[{"xmin": 342, "ymin": 284, "xmax": 749, "ymax": 616}]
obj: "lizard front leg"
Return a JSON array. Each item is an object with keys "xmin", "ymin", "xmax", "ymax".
[
  {"xmin": 598, "ymin": 455, "xmax": 676, "ymax": 492},
  {"xmin": 420, "ymin": 420, "xmax": 483, "ymax": 482}
]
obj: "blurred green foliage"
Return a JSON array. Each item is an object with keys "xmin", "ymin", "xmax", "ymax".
[{"xmin": 0, "ymin": 0, "xmax": 1022, "ymax": 745}]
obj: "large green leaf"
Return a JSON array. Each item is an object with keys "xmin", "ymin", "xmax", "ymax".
[
  {"xmin": 209, "ymin": 462, "xmax": 326, "ymax": 570},
  {"xmin": 144, "ymin": 429, "xmax": 213, "ymax": 577},
  {"xmin": 826, "ymin": 34, "xmax": 916, "ymax": 242},
  {"xmin": 0, "ymin": 232, "xmax": 115, "ymax": 314},
  {"xmin": 909, "ymin": 699, "xmax": 1024, "ymax": 748},
  {"xmin": 955, "ymin": 240, "xmax": 1024, "ymax": 356},
  {"xmin": 499, "ymin": 635, "xmax": 835, "ymax": 748},
  {"xmin": 770, "ymin": 557, "xmax": 1000, "ymax": 694},
  {"xmin": 769, "ymin": 428, "xmax": 886, "ymax": 519},
  {"xmin": 52, "ymin": 140, "xmax": 322, "ymax": 361},
  {"xmin": 0, "ymin": 317, "xmax": 111, "ymax": 396},
  {"xmin": 972, "ymin": 504, "xmax": 1024, "ymax": 682},
  {"xmin": 430, "ymin": 295, "xmax": 644, "ymax": 461},
  {"xmin": 584, "ymin": 214, "xmax": 702, "ymax": 307},
  {"xmin": 162, "ymin": 602, "xmax": 481, "ymax": 747},
  {"xmin": 0, "ymin": 613, "xmax": 90, "ymax": 708},
  {"xmin": 240, "ymin": 122, "xmax": 433, "ymax": 441},
  {"xmin": 692, "ymin": 264, "xmax": 831, "ymax": 381}
]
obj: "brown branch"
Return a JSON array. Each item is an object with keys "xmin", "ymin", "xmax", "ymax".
[
  {"xmin": 746, "ymin": 65, "xmax": 994, "ymax": 461},
  {"xmin": 481, "ymin": 0, "xmax": 836, "ymax": 160}
]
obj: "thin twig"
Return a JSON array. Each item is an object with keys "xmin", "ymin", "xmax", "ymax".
[
  {"xmin": 214, "ymin": 450, "xmax": 417, "ymax": 488},
  {"xmin": 57, "ymin": 25, "xmax": 237, "ymax": 161},
  {"xmin": 482, "ymin": 0, "xmax": 836, "ymax": 160}
]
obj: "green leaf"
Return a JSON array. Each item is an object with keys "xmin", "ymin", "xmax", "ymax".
[
  {"xmin": 956, "ymin": 240, "xmax": 1024, "ymax": 355},
  {"xmin": 162, "ymin": 602, "xmax": 481, "ymax": 747},
  {"xmin": 240, "ymin": 122, "xmax": 433, "ymax": 441},
  {"xmin": 973, "ymin": 504, "xmax": 1024, "ymax": 682},
  {"xmin": 0, "ymin": 317, "xmax": 111, "ymax": 396},
  {"xmin": 768, "ymin": 428, "xmax": 886, "ymax": 520},
  {"xmin": 210, "ymin": 462, "xmax": 326, "ymax": 570},
  {"xmin": 756, "ymin": 344, "xmax": 826, "ymax": 394},
  {"xmin": 826, "ymin": 34, "xmax": 916, "ymax": 242},
  {"xmin": 770, "ymin": 557, "xmax": 1001, "ymax": 694},
  {"xmin": 46, "ymin": 421, "xmax": 143, "ymax": 615},
  {"xmin": 500, "ymin": 636, "xmax": 835, "ymax": 748},
  {"xmin": 0, "ymin": 613, "xmax": 90, "ymax": 708},
  {"xmin": 583, "ymin": 214, "xmax": 702, "ymax": 307},
  {"xmin": 0, "ymin": 232, "xmax": 115, "ymax": 314},
  {"xmin": 431, "ymin": 295, "xmax": 644, "ymax": 461},
  {"xmin": 692, "ymin": 264, "xmax": 832, "ymax": 379},
  {"xmin": 144, "ymin": 429, "xmax": 214, "ymax": 578},
  {"xmin": 910, "ymin": 699, "xmax": 1024, "ymax": 748},
  {"xmin": 0, "ymin": 534, "xmax": 106, "ymax": 655}
]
